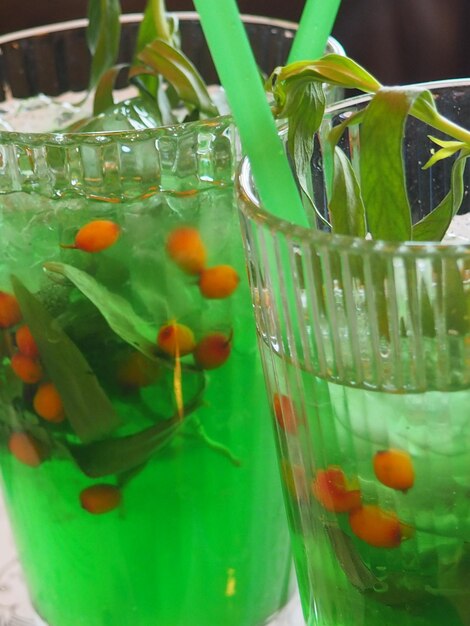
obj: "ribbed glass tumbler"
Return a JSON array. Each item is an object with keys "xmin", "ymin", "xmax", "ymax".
[
  {"xmin": 237, "ymin": 79, "xmax": 470, "ymax": 626},
  {"xmin": 0, "ymin": 13, "xmax": 346, "ymax": 626}
]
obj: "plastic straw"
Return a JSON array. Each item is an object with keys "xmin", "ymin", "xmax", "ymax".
[
  {"xmin": 288, "ymin": 0, "xmax": 342, "ymax": 63},
  {"xmin": 192, "ymin": 0, "xmax": 307, "ymax": 227}
]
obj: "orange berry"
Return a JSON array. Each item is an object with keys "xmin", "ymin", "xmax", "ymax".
[
  {"xmin": 80, "ymin": 484, "xmax": 122, "ymax": 515},
  {"xmin": 166, "ymin": 226, "xmax": 207, "ymax": 275},
  {"xmin": 194, "ymin": 332, "xmax": 231, "ymax": 369},
  {"xmin": 273, "ymin": 393, "xmax": 300, "ymax": 434},
  {"xmin": 11, "ymin": 353, "xmax": 43, "ymax": 384},
  {"xmin": 373, "ymin": 449, "xmax": 415, "ymax": 492},
  {"xmin": 15, "ymin": 325, "xmax": 39, "ymax": 358},
  {"xmin": 8, "ymin": 432, "xmax": 45, "ymax": 467},
  {"xmin": 117, "ymin": 351, "xmax": 161, "ymax": 390},
  {"xmin": 157, "ymin": 322, "xmax": 196, "ymax": 357},
  {"xmin": 349, "ymin": 505, "xmax": 411, "ymax": 549},
  {"xmin": 0, "ymin": 291, "xmax": 22, "ymax": 329},
  {"xmin": 33, "ymin": 382, "xmax": 65, "ymax": 423},
  {"xmin": 199, "ymin": 265, "xmax": 240, "ymax": 299},
  {"xmin": 63, "ymin": 220, "xmax": 121, "ymax": 253},
  {"xmin": 312, "ymin": 466, "xmax": 362, "ymax": 513}
]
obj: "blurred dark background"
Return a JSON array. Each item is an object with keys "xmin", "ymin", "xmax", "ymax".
[{"xmin": 0, "ymin": 0, "xmax": 468, "ymax": 85}]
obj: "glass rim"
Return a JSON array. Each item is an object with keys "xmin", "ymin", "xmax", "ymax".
[
  {"xmin": 237, "ymin": 77, "xmax": 470, "ymax": 257},
  {"xmin": 0, "ymin": 12, "xmax": 344, "ymax": 144}
]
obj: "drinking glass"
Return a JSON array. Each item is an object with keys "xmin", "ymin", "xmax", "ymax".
[
  {"xmin": 0, "ymin": 13, "xmax": 343, "ymax": 626},
  {"xmin": 237, "ymin": 79, "xmax": 470, "ymax": 626}
]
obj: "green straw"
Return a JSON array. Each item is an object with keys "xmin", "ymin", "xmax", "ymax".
[
  {"xmin": 288, "ymin": 0, "xmax": 342, "ymax": 63},
  {"xmin": 192, "ymin": 0, "xmax": 307, "ymax": 227}
]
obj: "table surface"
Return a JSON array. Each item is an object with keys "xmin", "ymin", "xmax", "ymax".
[{"xmin": 0, "ymin": 494, "xmax": 304, "ymax": 626}]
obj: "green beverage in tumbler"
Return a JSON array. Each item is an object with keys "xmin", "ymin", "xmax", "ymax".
[
  {"xmin": 0, "ymin": 14, "xmax": 306, "ymax": 626},
  {"xmin": 238, "ymin": 72, "xmax": 470, "ymax": 626}
]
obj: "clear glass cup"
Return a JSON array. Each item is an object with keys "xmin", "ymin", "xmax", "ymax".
[
  {"xmin": 237, "ymin": 79, "xmax": 470, "ymax": 626},
  {"xmin": 0, "ymin": 13, "xmax": 343, "ymax": 626}
]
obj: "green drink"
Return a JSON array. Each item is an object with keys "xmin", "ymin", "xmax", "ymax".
[
  {"xmin": 237, "ymin": 79, "xmax": 470, "ymax": 626},
  {"xmin": 0, "ymin": 15, "xmax": 306, "ymax": 626},
  {"xmin": 0, "ymin": 182, "xmax": 291, "ymax": 626}
]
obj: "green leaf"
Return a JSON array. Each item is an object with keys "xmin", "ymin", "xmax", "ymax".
[
  {"xmin": 132, "ymin": 39, "xmax": 218, "ymax": 117},
  {"xmin": 44, "ymin": 262, "xmax": 157, "ymax": 358},
  {"xmin": 67, "ymin": 372, "xmax": 206, "ymax": 477},
  {"xmin": 68, "ymin": 417, "xmax": 181, "ymax": 477},
  {"xmin": 443, "ymin": 258, "xmax": 469, "ymax": 335},
  {"xmin": 271, "ymin": 54, "xmax": 382, "ymax": 95},
  {"xmin": 93, "ymin": 63, "xmax": 129, "ymax": 116},
  {"xmin": 86, "ymin": 0, "xmax": 121, "ymax": 90},
  {"xmin": 135, "ymin": 0, "xmax": 174, "ymax": 55},
  {"xmin": 329, "ymin": 146, "xmax": 366, "ymax": 237},
  {"xmin": 412, "ymin": 151, "xmax": 469, "ymax": 241},
  {"xmin": 11, "ymin": 276, "xmax": 121, "ymax": 443},
  {"xmin": 324, "ymin": 524, "xmax": 377, "ymax": 591},
  {"xmin": 328, "ymin": 109, "xmax": 366, "ymax": 152},
  {"xmin": 360, "ymin": 87, "xmax": 433, "ymax": 241},
  {"xmin": 279, "ymin": 77, "xmax": 326, "ymax": 226},
  {"xmin": 423, "ymin": 137, "xmax": 466, "ymax": 170}
]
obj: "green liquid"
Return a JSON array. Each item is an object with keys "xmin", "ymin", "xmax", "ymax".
[
  {"xmin": 270, "ymin": 357, "xmax": 470, "ymax": 626},
  {"xmin": 0, "ymin": 189, "xmax": 292, "ymax": 626}
]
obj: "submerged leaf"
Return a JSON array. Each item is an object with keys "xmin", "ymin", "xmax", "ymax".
[
  {"xmin": 68, "ymin": 417, "xmax": 182, "ymax": 477},
  {"xmin": 12, "ymin": 276, "xmax": 121, "ymax": 443},
  {"xmin": 44, "ymin": 263, "xmax": 157, "ymax": 357}
]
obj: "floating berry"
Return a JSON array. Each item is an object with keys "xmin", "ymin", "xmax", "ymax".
[
  {"xmin": 15, "ymin": 325, "xmax": 39, "ymax": 359},
  {"xmin": 157, "ymin": 322, "xmax": 196, "ymax": 357},
  {"xmin": 199, "ymin": 265, "xmax": 239, "ymax": 299},
  {"xmin": 62, "ymin": 220, "xmax": 121, "ymax": 253},
  {"xmin": 8, "ymin": 432, "xmax": 45, "ymax": 467},
  {"xmin": 33, "ymin": 382, "xmax": 65, "ymax": 423},
  {"xmin": 166, "ymin": 226, "xmax": 207, "ymax": 275},
  {"xmin": 11, "ymin": 353, "xmax": 43, "ymax": 384},
  {"xmin": 348, "ymin": 504, "xmax": 412, "ymax": 549},
  {"xmin": 80, "ymin": 484, "xmax": 122, "ymax": 515},
  {"xmin": 273, "ymin": 393, "xmax": 299, "ymax": 434},
  {"xmin": 373, "ymin": 449, "xmax": 415, "ymax": 492},
  {"xmin": 0, "ymin": 291, "xmax": 22, "ymax": 329},
  {"xmin": 312, "ymin": 466, "xmax": 361, "ymax": 513},
  {"xmin": 194, "ymin": 332, "xmax": 232, "ymax": 369},
  {"xmin": 117, "ymin": 351, "xmax": 161, "ymax": 390}
]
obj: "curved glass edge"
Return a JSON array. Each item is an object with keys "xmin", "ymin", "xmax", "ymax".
[
  {"xmin": 237, "ymin": 78, "xmax": 470, "ymax": 257},
  {"xmin": 0, "ymin": 14, "xmax": 344, "ymax": 146}
]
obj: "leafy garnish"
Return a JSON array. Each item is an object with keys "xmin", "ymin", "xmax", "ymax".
[
  {"xmin": 329, "ymin": 147, "xmax": 366, "ymax": 237},
  {"xmin": 93, "ymin": 64, "xmax": 129, "ymax": 116},
  {"xmin": 131, "ymin": 40, "xmax": 219, "ymax": 118},
  {"xmin": 11, "ymin": 276, "xmax": 121, "ymax": 443},
  {"xmin": 359, "ymin": 88, "xmax": 428, "ymax": 241},
  {"xmin": 135, "ymin": 0, "xmax": 175, "ymax": 54},
  {"xmin": 86, "ymin": 0, "xmax": 121, "ymax": 90},
  {"xmin": 44, "ymin": 262, "xmax": 157, "ymax": 358},
  {"xmin": 412, "ymin": 151, "xmax": 470, "ymax": 241},
  {"xmin": 68, "ymin": 416, "xmax": 181, "ymax": 477},
  {"xmin": 269, "ymin": 55, "xmax": 470, "ymax": 242}
]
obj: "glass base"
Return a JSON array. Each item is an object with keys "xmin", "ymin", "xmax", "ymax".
[
  {"xmin": 30, "ymin": 592, "xmax": 304, "ymax": 626},
  {"xmin": 1, "ymin": 493, "xmax": 303, "ymax": 626}
]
